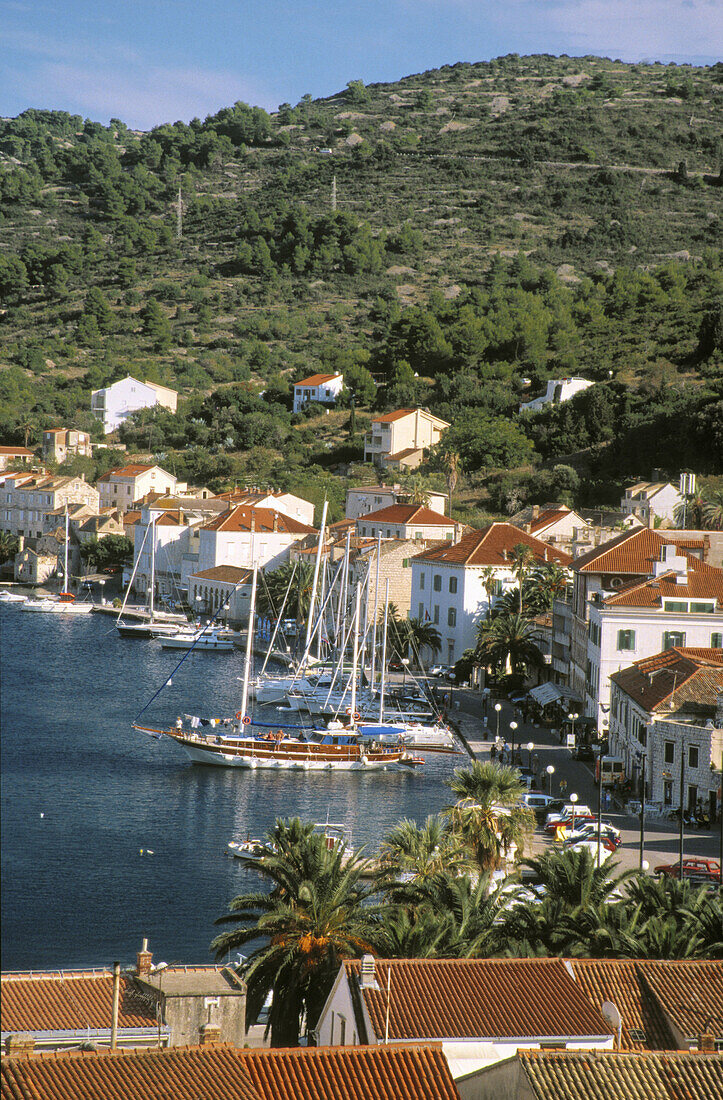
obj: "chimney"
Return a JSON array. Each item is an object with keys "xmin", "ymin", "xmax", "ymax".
[
  {"xmin": 4, "ymin": 1034, "xmax": 36, "ymax": 1058},
  {"xmin": 531, "ymin": 504, "xmax": 540, "ymax": 521},
  {"xmin": 273, "ymin": 512, "xmax": 278, "ymax": 532},
  {"xmin": 359, "ymin": 954, "xmax": 378, "ymax": 990},
  {"xmin": 699, "ymin": 1031, "xmax": 716, "ymax": 1053},
  {"xmin": 136, "ymin": 937, "xmax": 152, "ymax": 977},
  {"xmin": 199, "ymin": 1022, "xmax": 221, "ymax": 1046}
]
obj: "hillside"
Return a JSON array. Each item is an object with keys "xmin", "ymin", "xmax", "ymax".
[{"xmin": 0, "ymin": 54, "xmax": 721, "ymax": 520}]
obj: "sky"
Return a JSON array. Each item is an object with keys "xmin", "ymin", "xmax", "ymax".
[{"xmin": 2, "ymin": 0, "xmax": 721, "ymax": 130}]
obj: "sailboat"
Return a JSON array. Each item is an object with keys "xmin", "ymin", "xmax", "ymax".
[
  {"xmin": 22, "ymin": 508, "xmax": 94, "ymax": 614},
  {"xmin": 134, "ymin": 567, "xmax": 424, "ymax": 772},
  {"xmin": 116, "ymin": 516, "xmax": 187, "ymax": 637}
]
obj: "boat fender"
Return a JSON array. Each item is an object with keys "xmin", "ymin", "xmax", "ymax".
[{"xmin": 235, "ymin": 711, "xmax": 244, "ymax": 720}]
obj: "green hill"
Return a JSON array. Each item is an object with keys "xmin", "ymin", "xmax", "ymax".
[{"xmin": 0, "ymin": 54, "xmax": 721, "ymax": 519}]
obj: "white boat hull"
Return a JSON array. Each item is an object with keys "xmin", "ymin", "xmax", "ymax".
[
  {"xmin": 180, "ymin": 742, "xmax": 391, "ymax": 769},
  {"xmin": 22, "ymin": 599, "xmax": 93, "ymax": 614}
]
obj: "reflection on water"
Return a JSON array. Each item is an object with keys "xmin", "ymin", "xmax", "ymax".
[{"xmin": 0, "ymin": 607, "xmax": 461, "ymax": 969}]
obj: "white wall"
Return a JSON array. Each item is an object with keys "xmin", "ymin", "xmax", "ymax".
[
  {"xmin": 197, "ymin": 528, "xmax": 302, "ymax": 573},
  {"xmin": 92, "ymin": 377, "xmax": 161, "ymax": 434}
]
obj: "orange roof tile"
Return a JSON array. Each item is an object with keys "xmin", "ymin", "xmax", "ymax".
[
  {"xmin": 569, "ymin": 959, "xmax": 678, "ymax": 1049},
  {"xmin": 573, "ymin": 529, "xmax": 713, "ymax": 575},
  {"xmin": 345, "ymin": 958, "xmax": 610, "ymax": 1041},
  {"xmin": 413, "ymin": 523, "xmax": 572, "ymax": 567},
  {"xmin": 294, "ymin": 373, "xmax": 342, "ymax": 387},
  {"xmin": 518, "ymin": 1050, "xmax": 723, "ymax": 1100},
  {"xmin": 0, "ymin": 972, "xmax": 156, "ymax": 1033},
  {"xmin": 97, "ymin": 465, "xmax": 156, "ymax": 482},
  {"xmin": 371, "ymin": 408, "xmax": 418, "ymax": 422},
  {"xmin": 602, "ymin": 567, "xmax": 723, "ymax": 608},
  {"xmin": 610, "ymin": 648, "xmax": 723, "ymax": 713},
  {"xmin": 359, "ymin": 504, "xmax": 454, "ymax": 526},
  {"xmin": 0, "ymin": 1043, "xmax": 460, "ymax": 1100},
  {"xmin": 0, "ymin": 446, "xmax": 35, "ymax": 456},
  {"xmin": 530, "ymin": 507, "xmax": 571, "ymax": 533},
  {"xmin": 202, "ymin": 506, "xmax": 316, "ymax": 536}
]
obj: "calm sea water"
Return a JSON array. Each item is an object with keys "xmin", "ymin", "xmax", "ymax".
[{"xmin": 1, "ymin": 605, "xmax": 460, "ymax": 970}]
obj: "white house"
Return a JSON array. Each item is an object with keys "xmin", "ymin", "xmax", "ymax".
[
  {"xmin": 620, "ymin": 480, "xmax": 684, "ymax": 525},
  {"xmin": 292, "ymin": 372, "xmax": 344, "ymax": 413},
  {"xmin": 214, "ymin": 487, "xmax": 315, "ymax": 527},
  {"xmin": 316, "ymin": 957, "xmax": 613, "ymax": 1081},
  {"xmin": 609, "ymin": 646, "xmax": 723, "ymax": 820},
  {"xmin": 364, "ymin": 408, "xmax": 449, "ymax": 470},
  {"xmin": 91, "ymin": 375, "xmax": 178, "ymax": 435},
  {"xmin": 346, "ymin": 484, "xmax": 448, "ymax": 520},
  {"xmin": 0, "ymin": 445, "xmax": 35, "ymax": 471},
  {"xmin": 411, "ymin": 523, "xmax": 572, "ymax": 667},
  {"xmin": 97, "ymin": 464, "xmax": 178, "ymax": 512},
  {"xmin": 131, "ymin": 506, "xmax": 206, "ymax": 601},
  {"xmin": 356, "ymin": 503, "xmax": 460, "ymax": 542},
  {"xmin": 584, "ymin": 544, "xmax": 723, "ymax": 727},
  {"xmin": 197, "ymin": 505, "xmax": 316, "ymax": 574},
  {"xmin": 519, "ymin": 377, "xmax": 594, "ymax": 413}
]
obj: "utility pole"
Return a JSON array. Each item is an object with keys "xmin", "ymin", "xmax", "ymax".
[
  {"xmin": 679, "ymin": 740, "xmax": 686, "ymax": 878},
  {"xmin": 176, "ymin": 186, "xmax": 183, "ymax": 241},
  {"xmin": 331, "ymin": 175, "xmax": 337, "ymax": 212}
]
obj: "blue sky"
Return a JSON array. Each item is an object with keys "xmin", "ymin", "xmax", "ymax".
[{"xmin": 2, "ymin": 1, "xmax": 721, "ymax": 129}]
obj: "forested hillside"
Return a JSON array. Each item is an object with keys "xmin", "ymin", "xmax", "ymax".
[{"xmin": 1, "ymin": 54, "xmax": 721, "ymax": 520}]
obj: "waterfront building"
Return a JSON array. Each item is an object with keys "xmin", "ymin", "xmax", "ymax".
[
  {"xmin": 97, "ymin": 464, "xmax": 178, "ymax": 512},
  {"xmin": 0, "ymin": 472, "xmax": 99, "ymax": 541},
  {"xmin": 609, "ymin": 646, "xmax": 723, "ymax": 818},
  {"xmin": 0, "ymin": 445, "xmax": 35, "ymax": 471},
  {"xmin": 215, "ymin": 486, "xmax": 316, "ymax": 526},
  {"xmin": 197, "ymin": 505, "xmax": 316, "ymax": 574}
]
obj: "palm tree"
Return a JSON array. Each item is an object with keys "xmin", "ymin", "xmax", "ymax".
[
  {"xmin": 443, "ymin": 761, "xmax": 534, "ymax": 872},
  {"xmin": 379, "ymin": 815, "xmax": 472, "ymax": 881},
  {"xmin": 211, "ymin": 818, "xmax": 379, "ymax": 1045},
  {"xmin": 257, "ymin": 561, "xmax": 315, "ymax": 629},
  {"xmin": 405, "ymin": 474, "xmax": 431, "ymax": 507},
  {"xmin": 478, "ymin": 565, "xmax": 498, "ymax": 621},
  {"xmin": 701, "ymin": 489, "xmax": 723, "ymax": 531},
  {"xmin": 475, "ymin": 612, "xmax": 545, "ymax": 677},
  {"xmin": 0, "ymin": 532, "xmax": 19, "ymax": 566},
  {"xmin": 526, "ymin": 562, "xmax": 570, "ymax": 613},
  {"xmin": 403, "ymin": 617, "xmax": 442, "ymax": 666},
  {"xmin": 510, "ymin": 543, "xmax": 537, "ymax": 615}
]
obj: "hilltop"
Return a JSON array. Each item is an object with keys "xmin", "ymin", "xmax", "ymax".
[{"xmin": 0, "ymin": 54, "xmax": 721, "ymax": 519}]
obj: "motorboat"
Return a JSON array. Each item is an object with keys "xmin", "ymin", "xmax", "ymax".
[
  {"xmin": 160, "ymin": 628, "xmax": 235, "ymax": 651},
  {"xmin": 227, "ymin": 837, "xmax": 269, "ymax": 861},
  {"xmin": 21, "ymin": 593, "xmax": 93, "ymax": 614},
  {"xmin": 0, "ymin": 591, "xmax": 27, "ymax": 604}
]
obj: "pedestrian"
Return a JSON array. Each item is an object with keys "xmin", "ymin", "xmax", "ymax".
[
  {"xmin": 559, "ymin": 778, "xmax": 568, "ymax": 795},
  {"xmin": 490, "ymin": 741, "xmax": 497, "ymax": 760},
  {"xmin": 603, "ymin": 789, "xmax": 611, "ymax": 810}
]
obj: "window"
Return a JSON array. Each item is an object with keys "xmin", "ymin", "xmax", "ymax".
[
  {"xmin": 664, "ymin": 741, "xmax": 675, "ymax": 765},
  {"xmin": 690, "ymin": 602, "xmax": 715, "ymax": 614},
  {"xmin": 712, "ymin": 633, "xmax": 723, "ymax": 649},
  {"xmin": 420, "ymin": 572, "xmax": 425, "ymax": 590},
  {"xmin": 664, "ymin": 779, "xmax": 673, "ymax": 806},
  {"xmin": 449, "ymin": 576, "xmax": 458, "ymax": 594},
  {"xmin": 402, "ymin": 558, "xmax": 410, "ymax": 568},
  {"xmin": 448, "ymin": 607, "xmax": 456, "ymax": 627},
  {"xmin": 617, "ymin": 629, "xmax": 635, "ymax": 651},
  {"xmin": 338, "ymin": 1016, "xmax": 346, "ymax": 1045},
  {"xmin": 663, "ymin": 631, "xmax": 686, "ymax": 650},
  {"xmin": 433, "ymin": 605, "xmax": 439, "ymax": 624},
  {"xmin": 433, "ymin": 574, "xmax": 442, "ymax": 592},
  {"xmin": 414, "ymin": 531, "xmax": 422, "ymax": 539},
  {"xmin": 689, "ymin": 745, "xmax": 699, "ymax": 770},
  {"xmin": 663, "ymin": 600, "xmax": 688, "ymax": 613},
  {"xmin": 418, "ymin": 602, "xmax": 424, "ymax": 620},
  {"xmin": 445, "ymin": 532, "xmax": 454, "ymax": 540}
]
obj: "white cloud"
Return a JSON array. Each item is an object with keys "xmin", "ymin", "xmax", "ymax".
[{"xmin": 540, "ymin": 0, "xmax": 723, "ymax": 58}]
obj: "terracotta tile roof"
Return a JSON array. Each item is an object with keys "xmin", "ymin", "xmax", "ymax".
[
  {"xmin": 385, "ymin": 447, "xmax": 424, "ymax": 461},
  {"xmin": 642, "ymin": 961, "xmax": 723, "ymax": 1044},
  {"xmin": 371, "ymin": 408, "xmax": 418, "ymax": 422},
  {"xmin": 530, "ymin": 507, "xmax": 571, "ymax": 533},
  {"xmin": 569, "ymin": 959, "xmax": 677, "ymax": 1049},
  {"xmin": 202, "ymin": 506, "xmax": 316, "ymax": 536},
  {"xmin": 345, "ymin": 958, "xmax": 611, "ymax": 1041},
  {"xmin": 294, "ymin": 373, "xmax": 342, "ymax": 387},
  {"xmin": 0, "ymin": 1043, "xmax": 460, "ymax": 1100},
  {"xmin": 602, "ymin": 567, "xmax": 723, "ymax": 608},
  {"xmin": 0, "ymin": 971, "xmax": 156, "ymax": 1033},
  {"xmin": 0, "ymin": 446, "xmax": 35, "ymax": 456},
  {"xmin": 573, "ymin": 529, "xmax": 712, "ymax": 575},
  {"xmin": 413, "ymin": 523, "xmax": 572, "ymax": 567},
  {"xmin": 359, "ymin": 504, "xmax": 454, "ymax": 526},
  {"xmin": 97, "ymin": 465, "xmax": 156, "ymax": 482},
  {"xmin": 191, "ymin": 566, "xmax": 252, "ymax": 583},
  {"xmin": 518, "ymin": 1050, "xmax": 723, "ymax": 1100},
  {"xmin": 610, "ymin": 648, "xmax": 723, "ymax": 713},
  {"xmin": 121, "ymin": 511, "xmax": 141, "ymax": 527}
]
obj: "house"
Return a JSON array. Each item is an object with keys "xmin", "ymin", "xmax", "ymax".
[
  {"xmin": 620, "ymin": 479, "xmax": 684, "ymax": 525},
  {"xmin": 130, "ymin": 505, "xmax": 206, "ymax": 602},
  {"xmin": 293, "ymin": 372, "xmax": 344, "ymax": 413},
  {"xmin": 562, "ymin": 528, "xmax": 712, "ymax": 727},
  {"xmin": 197, "ymin": 506, "xmax": 316, "ymax": 575},
  {"xmin": 584, "ymin": 544, "xmax": 723, "ymax": 726},
  {"xmin": 470, "ymin": 1050, "xmax": 723, "ymax": 1100},
  {"xmin": 356, "ymin": 504, "xmax": 461, "ymax": 542},
  {"xmin": 0, "ymin": 941, "xmax": 245, "ymax": 1053},
  {"xmin": 42, "ymin": 428, "xmax": 91, "ymax": 464},
  {"xmin": 0, "ymin": 446, "xmax": 35, "ymax": 471},
  {"xmin": 519, "ymin": 377, "xmax": 594, "ymax": 413},
  {"xmin": 97, "ymin": 465, "xmax": 178, "ymax": 512},
  {"xmin": 91, "ymin": 375, "xmax": 178, "ymax": 435},
  {"xmin": 609, "ymin": 647, "xmax": 723, "ymax": 818},
  {"xmin": 348, "ymin": 538, "xmax": 447, "ymax": 621},
  {"xmin": 364, "ymin": 408, "xmax": 449, "ymax": 471},
  {"xmin": 215, "ymin": 487, "xmax": 315, "ymax": 526},
  {"xmin": 0, "ymin": 1041, "xmax": 461, "ymax": 1100},
  {"xmin": 316, "ymin": 957, "xmax": 613, "ymax": 1082},
  {"xmin": 13, "ymin": 543, "xmax": 59, "ymax": 586},
  {"xmin": 0, "ymin": 473, "xmax": 99, "ymax": 541},
  {"xmin": 346, "ymin": 483, "xmax": 448, "ymax": 520},
  {"xmin": 189, "ymin": 566, "xmax": 253, "ymax": 625},
  {"xmin": 410, "ymin": 523, "xmax": 572, "ymax": 667}
]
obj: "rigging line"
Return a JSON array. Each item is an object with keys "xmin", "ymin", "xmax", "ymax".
[{"xmin": 133, "ymin": 576, "xmax": 246, "ymax": 724}]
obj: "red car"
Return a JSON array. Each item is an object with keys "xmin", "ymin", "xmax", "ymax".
[{"xmin": 654, "ymin": 857, "xmax": 721, "ymax": 883}]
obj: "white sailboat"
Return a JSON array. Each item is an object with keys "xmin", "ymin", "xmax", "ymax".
[
  {"xmin": 116, "ymin": 517, "xmax": 186, "ymax": 637},
  {"xmin": 22, "ymin": 509, "xmax": 93, "ymax": 614}
]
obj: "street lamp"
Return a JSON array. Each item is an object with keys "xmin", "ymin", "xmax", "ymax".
[
  {"xmin": 568, "ymin": 711, "xmax": 579, "ymax": 748},
  {"xmin": 509, "ymin": 720, "xmax": 518, "ymax": 762},
  {"xmin": 546, "ymin": 764, "xmax": 555, "ymax": 795},
  {"xmin": 527, "ymin": 741, "xmax": 535, "ymax": 769},
  {"xmin": 637, "ymin": 749, "xmax": 647, "ymax": 871},
  {"xmin": 569, "ymin": 792, "xmax": 578, "ymax": 830},
  {"xmin": 401, "ymin": 656, "xmax": 410, "ymax": 691},
  {"xmin": 494, "ymin": 703, "xmax": 502, "ymax": 740}
]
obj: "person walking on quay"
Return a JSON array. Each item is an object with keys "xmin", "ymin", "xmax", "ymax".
[{"xmin": 559, "ymin": 778, "xmax": 568, "ymax": 796}]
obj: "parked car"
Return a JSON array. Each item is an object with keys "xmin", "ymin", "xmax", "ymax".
[
  {"xmin": 523, "ymin": 793, "xmax": 556, "ymax": 814},
  {"xmin": 428, "ymin": 665, "xmax": 447, "ymax": 677},
  {"xmin": 654, "ymin": 857, "xmax": 721, "ymax": 884},
  {"xmin": 564, "ymin": 823, "xmax": 622, "ymax": 849},
  {"xmin": 566, "ymin": 838, "xmax": 617, "ymax": 859},
  {"xmin": 573, "ymin": 744, "xmax": 595, "ymax": 763}
]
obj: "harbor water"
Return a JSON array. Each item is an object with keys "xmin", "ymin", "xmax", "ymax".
[{"xmin": 1, "ymin": 605, "xmax": 461, "ymax": 970}]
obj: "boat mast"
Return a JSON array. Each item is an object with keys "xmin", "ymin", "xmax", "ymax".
[
  {"xmin": 369, "ymin": 531, "xmax": 382, "ymax": 692},
  {"xmin": 349, "ymin": 581, "xmax": 361, "ymax": 722},
  {"xmin": 63, "ymin": 505, "xmax": 69, "ymax": 593},
  {"xmin": 378, "ymin": 578, "xmax": 389, "ymax": 723},
  {"xmin": 304, "ymin": 500, "xmax": 328, "ymax": 662},
  {"xmin": 148, "ymin": 514, "xmax": 156, "ymax": 623},
  {"xmin": 239, "ymin": 563, "xmax": 258, "ymax": 721}
]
